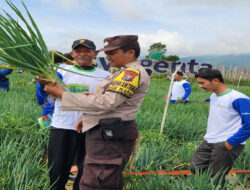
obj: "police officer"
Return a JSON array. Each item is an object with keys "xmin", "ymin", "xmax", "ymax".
[{"xmin": 45, "ymin": 35, "xmax": 150, "ymax": 190}]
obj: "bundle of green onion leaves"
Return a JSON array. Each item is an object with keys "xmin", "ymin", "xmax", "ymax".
[{"xmin": 0, "ymin": 0, "xmax": 91, "ymax": 86}]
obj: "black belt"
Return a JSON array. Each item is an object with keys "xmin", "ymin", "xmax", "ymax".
[
  {"xmin": 122, "ymin": 120, "xmax": 135, "ymax": 126},
  {"xmin": 95, "ymin": 119, "xmax": 135, "ymax": 128}
]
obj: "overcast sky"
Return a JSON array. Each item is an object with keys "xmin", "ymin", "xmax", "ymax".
[{"xmin": 1, "ymin": 0, "xmax": 250, "ymax": 57}]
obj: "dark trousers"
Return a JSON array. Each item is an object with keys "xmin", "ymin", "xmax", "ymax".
[
  {"xmin": 73, "ymin": 134, "xmax": 85, "ymax": 190},
  {"xmin": 190, "ymin": 140, "xmax": 244, "ymax": 186},
  {"xmin": 48, "ymin": 127, "xmax": 86, "ymax": 190},
  {"xmin": 80, "ymin": 123, "xmax": 138, "ymax": 190}
]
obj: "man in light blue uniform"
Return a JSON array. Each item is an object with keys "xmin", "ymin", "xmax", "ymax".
[{"xmin": 190, "ymin": 69, "xmax": 250, "ymax": 186}]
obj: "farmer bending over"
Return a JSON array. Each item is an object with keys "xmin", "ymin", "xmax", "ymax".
[
  {"xmin": 0, "ymin": 68, "xmax": 13, "ymax": 91},
  {"xmin": 164, "ymin": 71, "xmax": 191, "ymax": 103}
]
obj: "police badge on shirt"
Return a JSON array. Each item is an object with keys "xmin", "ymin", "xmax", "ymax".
[{"xmin": 106, "ymin": 68, "xmax": 140, "ymax": 98}]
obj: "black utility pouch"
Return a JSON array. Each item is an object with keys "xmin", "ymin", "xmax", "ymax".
[{"xmin": 99, "ymin": 118, "xmax": 125, "ymax": 140}]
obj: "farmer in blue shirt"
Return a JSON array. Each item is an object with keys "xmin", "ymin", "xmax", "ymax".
[
  {"xmin": 36, "ymin": 52, "xmax": 69, "ymax": 121},
  {"xmin": 190, "ymin": 69, "xmax": 250, "ymax": 186},
  {"xmin": 36, "ymin": 72, "xmax": 62, "ymax": 121},
  {"xmin": 0, "ymin": 68, "xmax": 13, "ymax": 91}
]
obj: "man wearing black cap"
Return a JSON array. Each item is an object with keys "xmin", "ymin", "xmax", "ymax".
[
  {"xmin": 45, "ymin": 35, "xmax": 150, "ymax": 190},
  {"xmin": 41, "ymin": 39, "xmax": 110, "ymax": 190}
]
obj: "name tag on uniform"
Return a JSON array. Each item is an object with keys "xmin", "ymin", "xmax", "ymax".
[{"xmin": 68, "ymin": 84, "xmax": 89, "ymax": 93}]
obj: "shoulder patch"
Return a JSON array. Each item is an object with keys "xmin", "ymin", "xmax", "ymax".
[{"xmin": 106, "ymin": 68, "xmax": 140, "ymax": 98}]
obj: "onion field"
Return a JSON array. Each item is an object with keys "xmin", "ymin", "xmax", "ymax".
[{"xmin": 0, "ymin": 72, "xmax": 249, "ymax": 190}]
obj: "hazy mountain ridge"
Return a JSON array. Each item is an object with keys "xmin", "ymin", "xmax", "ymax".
[{"xmin": 180, "ymin": 54, "xmax": 250, "ymax": 68}]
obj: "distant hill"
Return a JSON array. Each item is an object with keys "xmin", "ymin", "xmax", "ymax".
[{"xmin": 180, "ymin": 54, "xmax": 250, "ymax": 68}]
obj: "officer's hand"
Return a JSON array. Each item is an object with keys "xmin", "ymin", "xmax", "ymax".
[
  {"xmin": 45, "ymin": 83, "xmax": 64, "ymax": 98},
  {"xmin": 83, "ymin": 92, "xmax": 94, "ymax": 95},
  {"xmin": 42, "ymin": 115, "xmax": 50, "ymax": 121},
  {"xmin": 177, "ymin": 99, "xmax": 184, "ymax": 102},
  {"xmin": 75, "ymin": 119, "xmax": 83, "ymax": 133},
  {"xmin": 34, "ymin": 76, "xmax": 49, "ymax": 85},
  {"xmin": 225, "ymin": 141, "xmax": 234, "ymax": 150},
  {"xmin": 202, "ymin": 99, "xmax": 206, "ymax": 103}
]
